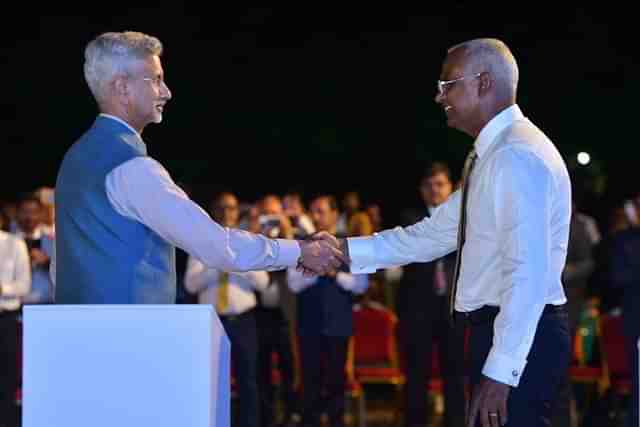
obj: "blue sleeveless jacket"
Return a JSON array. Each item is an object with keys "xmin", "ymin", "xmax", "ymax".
[{"xmin": 54, "ymin": 116, "xmax": 176, "ymax": 304}]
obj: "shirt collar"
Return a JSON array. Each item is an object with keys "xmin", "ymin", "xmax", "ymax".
[
  {"xmin": 99, "ymin": 113, "xmax": 141, "ymax": 139},
  {"xmin": 474, "ymin": 104, "xmax": 524, "ymax": 158}
]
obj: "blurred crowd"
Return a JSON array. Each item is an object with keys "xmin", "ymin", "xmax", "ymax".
[{"xmin": 1, "ymin": 162, "xmax": 639, "ymax": 427}]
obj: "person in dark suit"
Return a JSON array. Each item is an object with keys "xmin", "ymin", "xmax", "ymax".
[
  {"xmin": 287, "ymin": 195, "xmax": 369, "ymax": 427},
  {"xmin": 610, "ymin": 225, "xmax": 640, "ymax": 427},
  {"xmin": 396, "ymin": 163, "xmax": 466, "ymax": 427}
]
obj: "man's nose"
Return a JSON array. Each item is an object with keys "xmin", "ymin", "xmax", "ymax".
[{"xmin": 161, "ymin": 81, "xmax": 172, "ymax": 100}]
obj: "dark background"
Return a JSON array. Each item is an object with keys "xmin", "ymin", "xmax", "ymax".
[{"xmin": 2, "ymin": 7, "xmax": 637, "ymax": 227}]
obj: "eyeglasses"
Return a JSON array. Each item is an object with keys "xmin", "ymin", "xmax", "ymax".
[
  {"xmin": 142, "ymin": 76, "xmax": 167, "ymax": 88},
  {"xmin": 437, "ymin": 72, "xmax": 482, "ymax": 96}
]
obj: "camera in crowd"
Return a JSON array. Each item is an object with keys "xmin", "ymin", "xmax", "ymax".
[{"xmin": 259, "ymin": 214, "xmax": 282, "ymax": 238}]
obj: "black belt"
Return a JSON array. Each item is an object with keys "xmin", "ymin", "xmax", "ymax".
[{"xmin": 453, "ymin": 303, "xmax": 566, "ymax": 326}]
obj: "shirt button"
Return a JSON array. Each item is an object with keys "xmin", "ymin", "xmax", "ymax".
[{"xmin": 512, "ymin": 370, "xmax": 519, "ymax": 377}]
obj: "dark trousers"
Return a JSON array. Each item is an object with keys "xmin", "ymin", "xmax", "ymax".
[
  {"xmin": 298, "ymin": 335, "xmax": 349, "ymax": 427},
  {"xmin": 467, "ymin": 305, "xmax": 570, "ymax": 427},
  {"xmin": 221, "ymin": 309, "xmax": 259, "ymax": 427},
  {"xmin": 625, "ymin": 334, "xmax": 639, "ymax": 427},
  {"xmin": 0, "ymin": 311, "xmax": 19, "ymax": 427},
  {"xmin": 256, "ymin": 307, "xmax": 296, "ymax": 427},
  {"xmin": 399, "ymin": 300, "xmax": 466, "ymax": 427}
]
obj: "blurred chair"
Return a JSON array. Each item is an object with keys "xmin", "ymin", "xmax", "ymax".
[
  {"xmin": 600, "ymin": 313, "xmax": 632, "ymax": 393},
  {"xmin": 352, "ymin": 302, "xmax": 405, "ymax": 424},
  {"xmin": 598, "ymin": 313, "xmax": 632, "ymax": 422},
  {"xmin": 569, "ymin": 319, "xmax": 604, "ymax": 424},
  {"xmin": 570, "ymin": 302, "xmax": 604, "ymax": 386}
]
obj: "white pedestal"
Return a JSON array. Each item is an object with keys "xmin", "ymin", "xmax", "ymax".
[{"xmin": 22, "ymin": 305, "xmax": 230, "ymax": 427}]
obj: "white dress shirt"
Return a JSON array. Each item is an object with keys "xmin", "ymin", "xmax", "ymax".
[
  {"xmin": 184, "ymin": 255, "xmax": 269, "ymax": 315},
  {"xmin": 101, "ymin": 115, "xmax": 301, "ymax": 274},
  {"xmin": 386, "ymin": 205, "xmax": 446, "ymax": 286},
  {"xmin": 287, "ymin": 267, "xmax": 369, "ymax": 295},
  {"xmin": 13, "ymin": 226, "xmax": 55, "ymax": 304},
  {"xmin": 0, "ymin": 231, "xmax": 31, "ymax": 311},
  {"xmin": 347, "ymin": 105, "xmax": 571, "ymax": 387},
  {"xmin": 256, "ymin": 277, "xmax": 281, "ymax": 308}
]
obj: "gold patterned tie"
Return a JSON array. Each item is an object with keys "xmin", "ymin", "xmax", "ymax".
[
  {"xmin": 449, "ymin": 149, "xmax": 478, "ymax": 319},
  {"xmin": 216, "ymin": 271, "xmax": 230, "ymax": 314}
]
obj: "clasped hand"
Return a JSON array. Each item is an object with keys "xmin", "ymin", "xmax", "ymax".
[{"xmin": 297, "ymin": 231, "xmax": 349, "ymax": 276}]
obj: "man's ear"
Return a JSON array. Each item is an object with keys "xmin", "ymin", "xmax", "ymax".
[
  {"xmin": 113, "ymin": 74, "xmax": 130, "ymax": 99},
  {"xmin": 478, "ymin": 72, "xmax": 492, "ymax": 96}
]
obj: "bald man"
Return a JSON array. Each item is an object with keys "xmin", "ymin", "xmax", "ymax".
[{"xmin": 319, "ymin": 38, "xmax": 572, "ymax": 427}]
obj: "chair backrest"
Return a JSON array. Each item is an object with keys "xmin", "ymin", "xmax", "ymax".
[
  {"xmin": 352, "ymin": 303, "xmax": 399, "ymax": 366},
  {"xmin": 600, "ymin": 314, "xmax": 631, "ymax": 379}
]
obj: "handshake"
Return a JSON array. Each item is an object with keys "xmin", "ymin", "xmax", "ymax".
[{"xmin": 296, "ymin": 231, "xmax": 350, "ymax": 276}]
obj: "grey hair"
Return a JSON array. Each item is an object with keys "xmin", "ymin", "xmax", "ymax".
[
  {"xmin": 83, "ymin": 31, "xmax": 163, "ymax": 103},
  {"xmin": 448, "ymin": 38, "xmax": 519, "ymax": 99}
]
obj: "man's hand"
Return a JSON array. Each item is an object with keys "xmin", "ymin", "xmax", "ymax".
[
  {"xmin": 309, "ymin": 231, "xmax": 340, "ymax": 248},
  {"xmin": 467, "ymin": 375, "xmax": 510, "ymax": 427},
  {"xmin": 296, "ymin": 231, "xmax": 351, "ymax": 276},
  {"xmin": 309, "ymin": 231, "xmax": 350, "ymax": 263},
  {"xmin": 298, "ymin": 238, "xmax": 347, "ymax": 276}
]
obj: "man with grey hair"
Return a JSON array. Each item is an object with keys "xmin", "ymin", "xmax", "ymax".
[
  {"xmin": 314, "ymin": 38, "xmax": 572, "ymax": 426},
  {"xmin": 54, "ymin": 31, "xmax": 344, "ymax": 305}
]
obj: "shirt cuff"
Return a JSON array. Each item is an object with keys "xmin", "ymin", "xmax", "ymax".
[
  {"xmin": 482, "ymin": 346, "xmax": 528, "ymax": 387},
  {"xmin": 275, "ymin": 239, "xmax": 301, "ymax": 268},
  {"xmin": 335, "ymin": 272, "xmax": 351, "ymax": 290},
  {"xmin": 347, "ymin": 236, "xmax": 377, "ymax": 274}
]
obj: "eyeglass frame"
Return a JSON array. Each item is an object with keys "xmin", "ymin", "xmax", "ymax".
[
  {"xmin": 142, "ymin": 76, "xmax": 168, "ymax": 88},
  {"xmin": 437, "ymin": 72, "xmax": 483, "ymax": 96}
]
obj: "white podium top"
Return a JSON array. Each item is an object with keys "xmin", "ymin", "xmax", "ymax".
[{"xmin": 22, "ymin": 304, "xmax": 230, "ymax": 427}]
